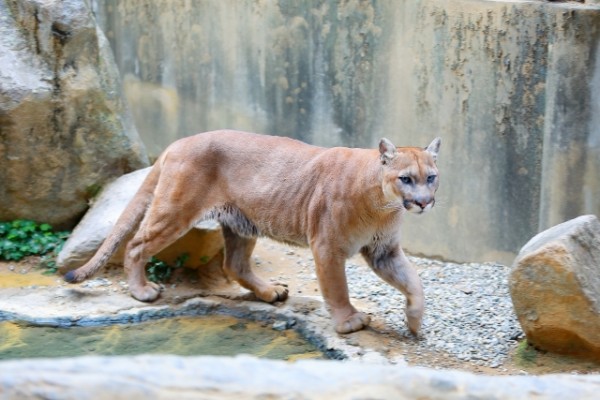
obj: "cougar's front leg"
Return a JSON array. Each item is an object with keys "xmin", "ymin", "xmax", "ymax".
[
  {"xmin": 361, "ymin": 244, "xmax": 424, "ymax": 335},
  {"xmin": 311, "ymin": 244, "xmax": 370, "ymax": 334}
]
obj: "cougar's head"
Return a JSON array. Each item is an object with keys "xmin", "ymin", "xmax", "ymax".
[{"xmin": 379, "ymin": 137, "xmax": 441, "ymax": 214}]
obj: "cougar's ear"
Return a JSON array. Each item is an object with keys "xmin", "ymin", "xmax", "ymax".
[
  {"xmin": 379, "ymin": 138, "xmax": 397, "ymax": 164},
  {"xmin": 425, "ymin": 137, "xmax": 441, "ymax": 162}
]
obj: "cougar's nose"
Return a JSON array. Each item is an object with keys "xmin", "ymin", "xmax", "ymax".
[
  {"xmin": 415, "ymin": 200, "xmax": 427, "ymax": 210},
  {"xmin": 414, "ymin": 197, "xmax": 432, "ymax": 210}
]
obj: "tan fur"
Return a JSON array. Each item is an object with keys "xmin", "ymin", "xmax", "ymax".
[{"xmin": 65, "ymin": 130, "xmax": 441, "ymax": 334}]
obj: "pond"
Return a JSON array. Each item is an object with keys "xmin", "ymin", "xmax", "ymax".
[{"xmin": 0, "ymin": 315, "xmax": 324, "ymax": 361}]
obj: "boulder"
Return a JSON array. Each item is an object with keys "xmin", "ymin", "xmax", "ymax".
[
  {"xmin": 0, "ymin": 0, "xmax": 149, "ymax": 228},
  {"xmin": 57, "ymin": 167, "xmax": 224, "ymax": 272},
  {"xmin": 510, "ymin": 215, "xmax": 600, "ymax": 360}
]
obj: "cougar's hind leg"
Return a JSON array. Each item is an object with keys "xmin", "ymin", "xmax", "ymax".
[
  {"xmin": 123, "ymin": 222, "xmax": 187, "ymax": 302},
  {"xmin": 123, "ymin": 201, "xmax": 197, "ymax": 302},
  {"xmin": 222, "ymin": 225, "xmax": 288, "ymax": 303}
]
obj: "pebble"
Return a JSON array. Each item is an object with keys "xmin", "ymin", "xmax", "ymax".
[
  {"xmin": 81, "ymin": 278, "xmax": 112, "ymax": 288},
  {"xmin": 344, "ymin": 257, "xmax": 523, "ymax": 368},
  {"xmin": 272, "ymin": 320, "xmax": 292, "ymax": 331},
  {"xmin": 272, "ymin": 321, "xmax": 286, "ymax": 330}
]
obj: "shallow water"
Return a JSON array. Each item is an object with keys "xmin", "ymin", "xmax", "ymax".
[{"xmin": 0, "ymin": 315, "xmax": 324, "ymax": 361}]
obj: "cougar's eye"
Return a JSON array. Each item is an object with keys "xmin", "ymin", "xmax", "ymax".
[
  {"xmin": 427, "ymin": 175, "xmax": 437, "ymax": 184},
  {"xmin": 399, "ymin": 176, "xmax": 412, "ymax": 185}
]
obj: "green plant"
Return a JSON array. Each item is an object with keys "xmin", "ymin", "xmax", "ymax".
[
  {"xmin": 516, "ymin": 340, "xmax": 538, "ymax": 365},
  {"xmin": 145, "ymin": 253, "xmax": 189, "ymax": 283},
  {"xmin": 40, "ymin": 252, "xmax": 61, "ymax": 275},
  {"xmin": 0, "ymin": 220, "xmax": 69, "ymax": 267}
]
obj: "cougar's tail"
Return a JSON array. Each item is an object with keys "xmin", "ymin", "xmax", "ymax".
[{"xmin": 64, "ymin": 165, "xmax": 162, "ymax": 283}]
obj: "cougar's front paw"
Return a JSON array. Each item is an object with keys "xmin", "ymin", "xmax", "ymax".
[
  {"xmin": 258, "ymin": 282, "xmax": 289, "ymax": 303},
  {"xmin": 335, "ymin": 312, "xmax": 371, "ymax": 334},
  {"xmin": 130, "ymin": 282, "xmax": 161, "ymax": 302}
]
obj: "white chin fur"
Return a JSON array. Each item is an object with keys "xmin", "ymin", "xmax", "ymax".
[{"xmin": 408, "ymin": 202, "xmax": 433, "ymax": 214}]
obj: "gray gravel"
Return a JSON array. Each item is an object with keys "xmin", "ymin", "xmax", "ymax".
[{"xmin": 346, "ymin": 257, "xmax": 524, "ymax": 369}]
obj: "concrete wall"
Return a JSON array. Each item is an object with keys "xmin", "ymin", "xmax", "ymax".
[{"xmin": 90, "ymin": 0, "xmax": 600, "ymax": 264}]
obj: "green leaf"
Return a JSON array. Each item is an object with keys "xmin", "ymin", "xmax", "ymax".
[
  {"xmin": 146, "ymin": 257, "xmax": 173, "ymax": 283},
  {"xmin": 7, "ymin": 251, "xmax": 24, "ymax": 261},
  {"xmin": 0, "ymin": 222, "xmax": 10, "ymax": 236},
  {"xmin": 175, "ymin": 253, "xmax": 190, "ymax": 268},
  {"xmin": 39, "ymin": 223, "xmax": 52, "ymax": 232},
  {"xmin": 21, "ymin": 221, "xmax": 37, "ymax": 233}
]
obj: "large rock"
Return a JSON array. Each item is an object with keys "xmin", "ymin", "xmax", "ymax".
[
  {"xmin": 0, "ymin": 0, "xmax": 149, "ymax": 228},
  {"xmin": 510, "ymin": 215, "xmax": 600, "ymax": 360},
  {"xmin": 57, "ymin": 167, "xmax": 224, "ymax": 272}
]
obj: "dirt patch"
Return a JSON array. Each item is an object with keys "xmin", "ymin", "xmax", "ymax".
[
  {"xmin": 2, "ymin": 239, "xmax": 599, "ymax": 376},
  {"xmin": 0, "ymin": 263, "xmax": 57, "ymax": 288}
]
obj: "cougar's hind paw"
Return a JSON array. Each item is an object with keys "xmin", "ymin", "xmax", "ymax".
[{"xmin": 130, "ymin": 283, "xmax": 161, "ymax": 302}]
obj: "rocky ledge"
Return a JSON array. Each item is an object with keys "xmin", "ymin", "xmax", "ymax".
[
  {"xmin": 0, "ymin": 284, "xmax": 383, "ymax": 362},
  {"xmin": 1, "ymin": 354, "xmax": 599, "ymax": 400}
]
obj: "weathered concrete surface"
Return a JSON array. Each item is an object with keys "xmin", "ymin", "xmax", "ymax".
[
  {"xmin": 1, "ymin": 354, "xmax": 599, "ymax": 400},
  {"xmin": 90, "ymin": 0, "xmax": 600, "ymax": 264},
  {"xmin": 510, "ymin": 215, "xmax": 600, "ymax": 360},
  {"xmin": 57, "ymin": 167, "xmax": 224, "ymax": 272},
  {"xmin": 0, "ymin": 0, "xmax": 149, "ymax": 228}
]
